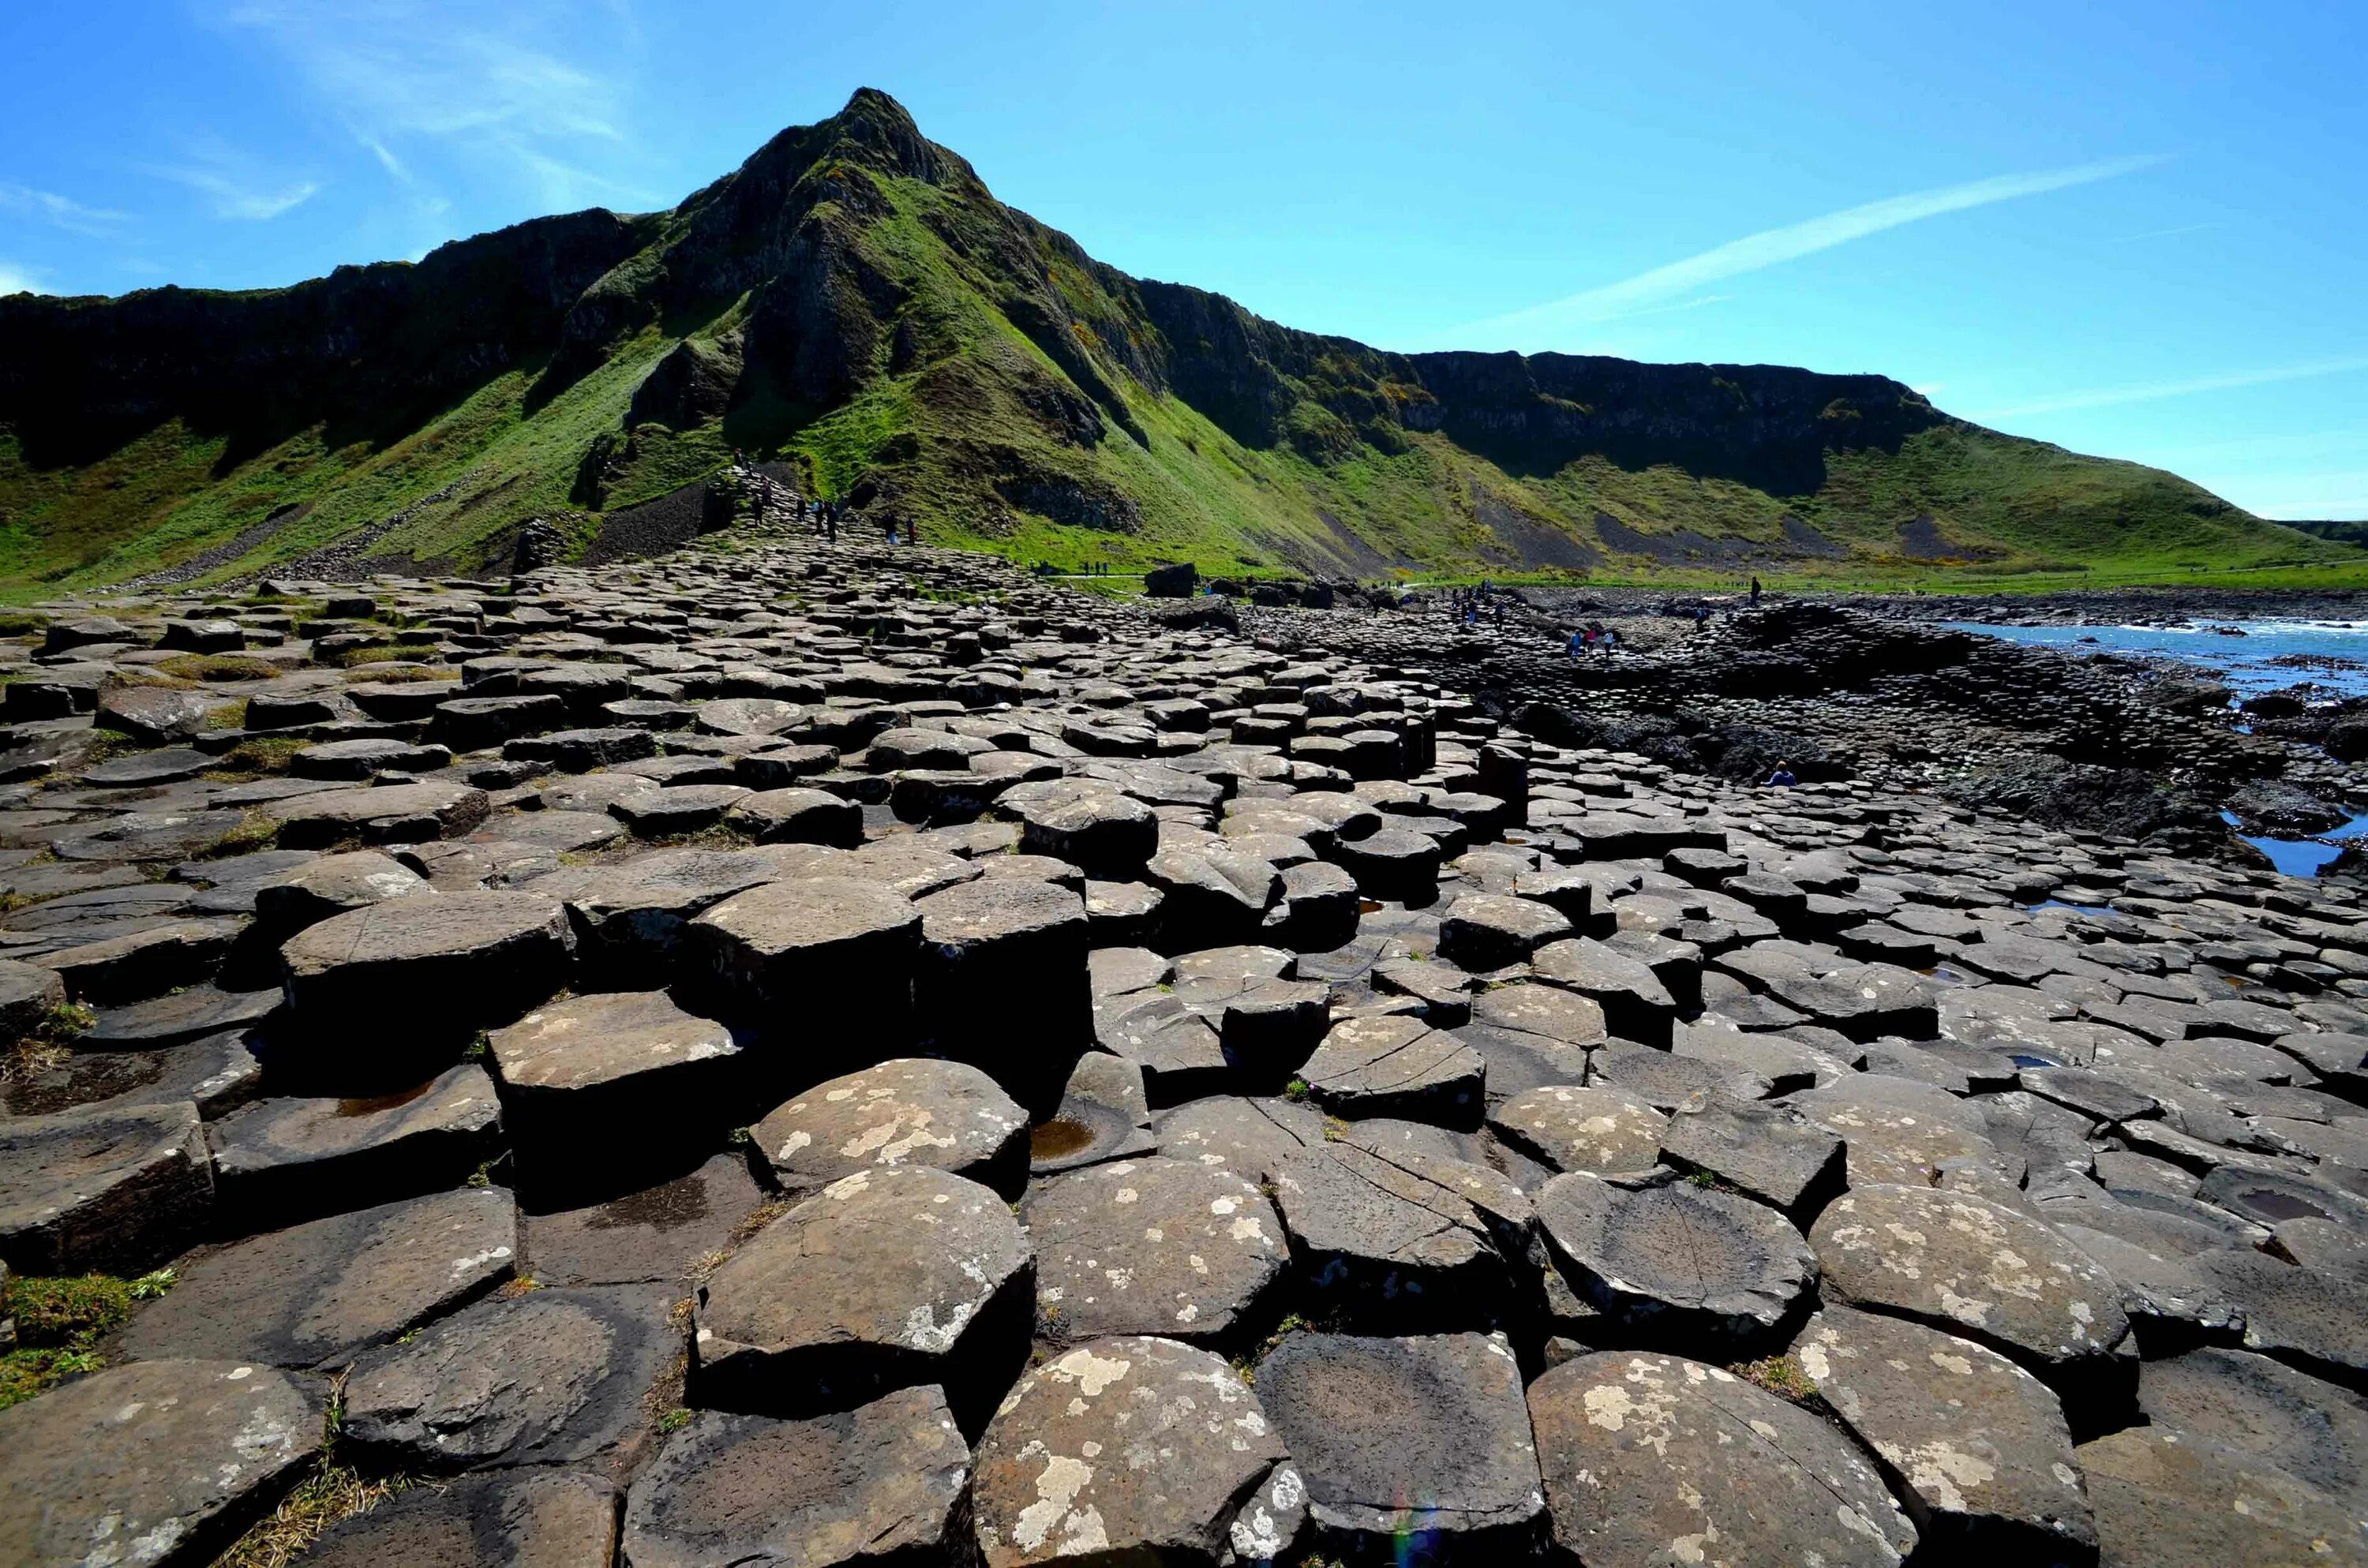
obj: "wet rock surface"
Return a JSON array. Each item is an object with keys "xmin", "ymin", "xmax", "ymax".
[{"xmin": 3, "ymin": 539, "xmax": 2368, "ymax": 1562}]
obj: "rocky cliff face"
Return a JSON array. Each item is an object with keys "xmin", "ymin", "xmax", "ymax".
[{"xmin": 0, "ymin": 88, "xmax": 2304, "ymax": 586}]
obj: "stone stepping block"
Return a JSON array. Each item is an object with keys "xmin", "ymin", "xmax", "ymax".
[
  {"xmin": 207, "ymin": 1065, "xmax": 503, "ymax": 1233},
  {"xmin": 2192, "ymin": 1247, "xmax": 2368, "ymax": 1390},
  {"xmin": 427, "ymin": 693, "xmax": 568, "ymax": 750},
  {"xmin": 52, "ymin": 808, "xmax": 247, "ymax": 863},
  {"xmin": 1298, "ymin": 1015, "xmax": 1485, "ymax": 1127},
  {"xmin": 99, "ymin": 684, "xmax": 236, "ymax": 743},
  {"xmin": 0, "ymin": 1357, "xmax": 326, "ymax": 1568},
  {"xmin": 752, "ymin": 1057, "xmax": 1029, "ymax": 1199},
  {"xmin": 1489, "ymin": 1083, "xmax": 1668, "ymax": 1177},
  {"xmin": 1010, "ymin": 783, "xmax": 1159, "ymax": 877},
  {"xmin": 291, "ymin": 1468, "xmax": 618, "ymax": 1568},
  {"xmin": 1258, "ymin": 1330, "xmax": 1544, "ymax": 1559},
  {"xmin": 1145, "ymin": 845, "xmax": 1284, "ymax": 950},
  {"xmin": 486, "ymin": 990, "xmax": 744, "ymax": 1201},
  {"xmin": 264, "ymin": 780, "xmax": 491, "ymax": 848},
  {"xmin": 1537, "ymin": 1171, "xmax": 1816, "ymax": 1348},
  {"xmin": 117, "ymin": 1186, "xmax": 515, "ymax": 1370},
  {"xmin": 252, "ymin": 850, "xmax": 429, "ymax": 933},
  {"xmin": 0, "ymin": 1028, "xmax": 261, "ymax": 1121},
  {"xmin": 1328, "ymin": 825, "xmax": 1441, "ymax": 901},
  {"xmin": 609, "ymin": 784, "xmax": 754, "ymax": 837},
  {"xmin": 1794, "ymin": 1072, "xmax": 2024, "ymax": 1196},
  {"xmin": 2136, "ymin": 1346, "xmax": 2368, "ymax": 1511},
  {"xmin": 502, "ymin": 725, "xmax": 657, "ymax": 771},
  {"xmin": 0, "ymin": 952, "xmax": 64, "ymax": 1036},
  {"xmin": 523, "ymin": 1151, "xmax": 767, "ymax": 1287},
  {"xmin": 1657, "ymin": 1098, "xmax": 1845, "ymax": 1219},
  {"xmin": 970, "ymin": 1337, "xmax": 1287, "ymax": 1567},
  {"xmin": 1530, "ymin": 1351, "xmax": 1917, "ymax": 1568},
  {"xmin": 343, "ymin": 679, "xmax": 459, "ymax": 721},
  {"xmin": 290, "ymin": 737, "xmax": 451, "ymax": 780},
  {"xmin": 687, "ymin": 875, "xmax": 920, "ymax": 1046},
  {"xmin": 1588, "ymin": 1038, "xmax": 1769, "ymax": 1112},
  {"xmin": 1795, "ymin": 1304, "xmax": 2096, "ymax": 1561},
  {"xmin": 624, "ymin": 1387, "xmax": 967, "ymax": 1568},
  {"xmin": 343, "ymin": 1282, "xmax": 682, "ymax": 1473},
  {"xmin": 914, "ymin": 877, "xmax": 1089, "ymax": 1117},
  {"xmin": 1268, "ymin": 1141, "xmax": 1522, "ymax": 1330},
  {"xmin": 695, "ymin": 696, "xmax": 805, "ymax": 738},
  {"xmin": 83, "ymin": 981, "xmax": 280, "ymax": 1050},
  {"xmin": 529, "ymin": 846, "xmax": 783, "ymax": 985},
  {"xmin": 81, "ymin": 745, "xmax": 214, "ymax": 788},
  {"xmin": 1813, "ymin": 1184, "xmax": 2134, "ymax": 1401},
  {"xmin": 1148, "ymin": 1094, "xmax": 1326, "ymax": 1183},
  {"xmin": 1531, "ymin": 936, "xmax": 1678, "ymax": 1046},
  {"xmin": 725, "ymin": 785, "xmax": 864, "ymax": 846},
  {"xmin": 1437, "ymin": 891, "xmax": 1575, "ymax": 969},
  {"xmin": 281, "ymin": 890, "xmax": 574, "ymax": 1060},
  {"xmin": 1024, "ymin": 1155, "xmax": 1283, "ymax": 1345},
  {"xmin": 2076, "ymin": 1426, "xmax": 2366, "ymax": 1566},
  {"xmin": 1031, "ymin": 1050, "xmax": 1156, "ymax": 1175},
  {"xmin": 1765, "ymin": 962, "xmax": 1940, "ymax": 1042},
  {"xmin": 30, "ymin": 916, "xmax": 241, "ymax": 1005},
  {"xmin": 2, "ymin": 1096, "xmax": 208, "ymax": 1278},
  {"xmin": 693, "ymin": 1164, "xmax": 1031, "ymax": 1424}
]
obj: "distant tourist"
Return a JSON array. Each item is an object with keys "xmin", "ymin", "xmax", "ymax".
[
  {"xmin": 1767, "ymin": 761, "xmax": 1797, "ymax": 787},
  {"xmin": 1750, "ymin": 576, "xmax": 1763, "ymax": 605},
  {"xmin": 1568, "ymin": 629, "xmax": 1584, "ymax": 659}
]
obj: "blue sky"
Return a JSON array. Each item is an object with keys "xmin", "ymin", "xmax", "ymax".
[{"xmin": 3, "ymin": 0, "xmax": 2362, "ymax": 518}]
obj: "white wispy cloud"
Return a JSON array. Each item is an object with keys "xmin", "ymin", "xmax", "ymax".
[
  {"xmin": 1971, "ymin": 356, "xmax": 2368, "ymax": 420},
  {"xmin": 2105, "ymin": 220, "xmax": 2221, "ymax": 245},
  {"xmin": 0, "ymin": 184, "xmax": 129, "ymax": 237},
  {"xmin": 1456, "ymin": 155, "xmax": 2160, "ymax": 348},
  {"xmin": 148, "ymin": 162, "xmax": 320, "ymax": 220},
  {"xmin": 0, "ymin": 261, "xmax": 46, "ymax": 297},
  {"xmin": 213, "ymin": 1, "xmax": 649, "ymax": 208}
]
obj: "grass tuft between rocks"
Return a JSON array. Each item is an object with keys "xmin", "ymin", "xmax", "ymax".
[
  {"xmin": 211, "ymin": 1462, "xmax": 414, "ymax": 1568},
  {"xmin": 1732, "ymin": 1353, "xmax": 1819, "ymax": 1404},
  {"xmin": 0, "ymin": 1267, "xmax": 177, "ymax": 1412}
]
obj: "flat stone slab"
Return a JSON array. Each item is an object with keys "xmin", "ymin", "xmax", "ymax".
[
  {"xmin": 83, "ymin": 982, "xmax": 282, "ymax": 1048},
  {"xmin": 1537, "ymin": 1171, "xmax": 1817, "ymax": 1347},
  {"xmin": 280, "ymin": 889, "xmax": 575, "ymax": 1056},
  {"xmin": 343, "ymin": 1282, "xmax": 681, "ymax": 1473},
  {"xmin": 1147, "ymin": 1094, "xmax": 1325, "ymax": 1183},
  {"xmin": 751, "ymin": 1057, "xmax": 1029, "ymax": 1198},
  {"xmin": 2137, "ymin": 1346, "xmax": 2368, "ymax": 1513},
  {"xmin": 1437, "ymin": 891, "xmax": 1574, "ymax": 969},
  {"xmin": 623, "ymin": 1387, "xmax": 969, "ymax": 1568},
  {"xmin": 486, "ymin": 989, "xmax": 742, "ymax": 1198},
  {"xmin": 970, "ymin": 1337, "xmax": 1287, "ymax": 1566},
  {"xmin": 2077, "ymin": 1426, "xmax": 2367, "ymax": 1566},
  {"xmin": 0, "ymin": 1357, "xmax": 326, "ymax": 1568},
  {"xmin": 1268, "ymin": 1140, "xmax": 1523, "ymax": 1330},
  {"xmin": 1025, "ymin": 1155, "xmax": 1283, "ymax": 1344},
  {"xmin": 0, "ymin": 1098, "xmax": 212, "ymax": 1274},
  {"xmin": 1489, "ymin": 1083, "xmax": 1668, "ymax": 1177},
  {"xmin": 1532, "ymin": 937, "xmax": 1679, "ymax": 1046},
  {"xmin": 117, "ymin": 1187, "xmax": 516, "ymax": 1370},
  {"xmin": 1795, "ymin": 1072, "xmax": 2023, "ymax": 1196},
  {"xmin": 1795, "ymin": 1303, "xmax": 2097, "ymax": 1561},
  {"xmin": 0, "ymin": 1029, "xmax": 260, "ymax": 1121},
  {"xmin": 1530, "ymin": 1351, "xmax": 1917, "ymax": 1568},
  {"xmin": 1298, "ymin": 1014, "xmax": 1485, "ymax": 1127},
  {"xmin": 290, "ymin": 1468, "xmax": 618, "ymax": 1568},
  {"xmin": 1257, "ymin": 1330, "xmax": 1544, "ymax": 1555},
  {"xmin": 208, "ymin": 1064, "xmax": 503, "ymax": 1232},
  {"xmin": 695, "ymin": 1164, "xmax": 1031, "ymax": 1420},
  {"xmin": 687, "ymin": 875, "xmax": 920, "ymax": 1042},
  {"xmin": 1812, "ymin": 1184, "xmax": 2132, "ymax": 1390},
  {"xmin": 266, "ymin": 780, "xmax": 490, "ymax": 847},
  {"xmin": 1658, "ymin": 1098, "xmax": 1845, "ymax": 1218},
  {"xmin": 522, "ymin": 1151, "xmax": 768, "ymax": 1287}
]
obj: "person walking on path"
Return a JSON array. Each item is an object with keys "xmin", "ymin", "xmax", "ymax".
[{"xmin": 1750, "ymin": 576, "xmax": 1763, "ymax": 606}]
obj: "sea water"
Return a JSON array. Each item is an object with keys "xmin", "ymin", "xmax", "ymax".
[
  {"xmin": 1943, "ymin": 618, "xmax": 2368, "ymax": 698},
  {"xmin": 1949, "ymin": 617, "xmax": 2368, "ymax": 875}
]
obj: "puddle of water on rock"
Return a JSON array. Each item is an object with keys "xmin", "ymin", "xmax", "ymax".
[
  {"xmin": 2033, "ymin": 898, "xmax": 2115, "ymax": 917},
  {"xmin": 2232, "ymin": 1187, "xmax": 2331, "ymax": 1222},
  {"xmin": 1358, "ymin": 899, "xmax": 1384, "ymax": 914},
  {"xmin": 2008, "ymin": 1053, "xmax": 2061, "ymax": 1069},
  {"xmin": 1030, "ymin": 1118, "xmax": 1096, "ymax": 1160},
  {"xmin": 336, "ymin": 1081, "xmax": 435, "ymax": 1117},
  {"xmin": 2221, "ymin": 810, "xmax": 2368, "ymax": 880}
]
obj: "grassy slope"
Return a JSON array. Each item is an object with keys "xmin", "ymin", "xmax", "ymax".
[{"xmin": 1, "ymin": 164, "xmax": 2350, "ymax": 598}]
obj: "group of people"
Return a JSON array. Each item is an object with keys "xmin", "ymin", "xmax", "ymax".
[
  {"xmin": 1567, "ymin": 621, "xmax": 1621, "ymax": 657},
  {"xmin": 1444, "ymin": 582, "xmax": 1504, "ymax": 627}
]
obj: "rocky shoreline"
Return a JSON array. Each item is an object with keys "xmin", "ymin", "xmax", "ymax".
[{"xmin": 0, "ymin": 531, "xmax": 2363, "ymax": 1565}]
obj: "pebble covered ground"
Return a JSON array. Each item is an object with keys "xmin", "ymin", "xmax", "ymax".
[{"xmin": 0, "ymin": 528, "xmax": 2363, "ymax": 1566}]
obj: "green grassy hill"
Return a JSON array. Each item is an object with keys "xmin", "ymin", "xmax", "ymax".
[{"xmin": 0, "ymin": 89, "xmax": 2347, "ymax": 594}]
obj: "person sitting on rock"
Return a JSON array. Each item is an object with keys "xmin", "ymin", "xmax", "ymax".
[{"xmin": 1767, "ymin": 760, "xmax": 1797, "ymax": 787}]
